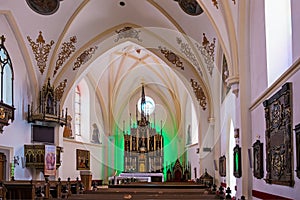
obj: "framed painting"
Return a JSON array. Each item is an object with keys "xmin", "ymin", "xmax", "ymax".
[
  {"xmin": 233, "ymin": 145, "xmax": 242, "ymax": 178},
  {"xmin": 219, "ymin": 155, "xmax": 226, "ymax": 177},
  {"xmin": 76, "ymin": 149, "xmax": 90, "ymax": 170},
  {"xmin": 263, "ymin": 82, "xmax": 294, "ymax": 186},
  {"xmin": 295, "ymin": 123, "xmax": 300, "ymax": 179},
  {"xmin": 253, "ymin": 140, "xmax": 264, "ymax": 179}
]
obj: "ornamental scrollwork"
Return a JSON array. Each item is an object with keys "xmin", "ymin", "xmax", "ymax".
[
  {"xmin": 190, "ymin": 79, "xmax": 207, "ymax": 110},
  {"xmin": 53, "ymin": 36, "xmax": 77, "ymax": 77},
  {"xmin": 176, "ymin": 37, "xmax": 202, "ymax": 76},
  {"xmin": 27, "ymin": 31, "xmax": 54, "ymax": 74},
  {"xmin": 114, "ymin": 26, "xmax": 142, "ymax": 42},
  {"xmin": 73, "ymin": 46, "xmax": 98, "ymax": 71},
  {"xmin": 158, "ymin": 46, "xmax": 184, "ymax": 70}
]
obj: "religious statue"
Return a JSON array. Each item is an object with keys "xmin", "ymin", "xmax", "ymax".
[
  {"xmin": 63, "ymin": 115, "xmax": 72, "ymax": 138},
  {"xmin": 91, "ymin": 123, "xmax": 101, "ymax": 144}
]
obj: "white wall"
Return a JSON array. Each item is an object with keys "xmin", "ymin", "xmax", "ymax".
[{"xmin": 59, "ymin": 139, "xmax": 105, "ymax": 181}]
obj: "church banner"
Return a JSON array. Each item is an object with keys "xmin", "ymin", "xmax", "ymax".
[{"xmin": 44, "ymin": 145, "xmax": 56, "ymax": 176}]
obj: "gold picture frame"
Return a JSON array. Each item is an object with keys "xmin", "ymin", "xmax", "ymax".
[{"xmin": 76, "ymin": 149, "xmax": 90, "ymax": 170}]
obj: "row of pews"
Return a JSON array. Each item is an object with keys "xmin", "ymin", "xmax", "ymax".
[{"xmin": 0, "ymin": 178, "xmax": 88, "ymax": 200}]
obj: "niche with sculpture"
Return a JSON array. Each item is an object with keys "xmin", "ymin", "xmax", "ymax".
[{"xmin": 263, "ymin": 82, "xmax": 294, "ymax": 186}]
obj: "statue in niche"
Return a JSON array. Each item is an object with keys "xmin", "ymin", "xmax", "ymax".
[
  {"xmin": 91, "ymin": 123, "xmax": 101, "ymax": 144},
  {"xmin": 63, "ymin": 115, "xmax": 72, "ymax": 138},
  {"xmin": 186, "ymin": 124, "xmax": 191, "ymax": 145}
]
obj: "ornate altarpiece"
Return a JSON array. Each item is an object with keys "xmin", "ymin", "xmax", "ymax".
[
  {"xmin": 263, "ymin": 82, "xmax": 294, "ymax": 186},
  {"xmin": 124, "ymin": 85, "xmax": 164, "ymax": 173}
]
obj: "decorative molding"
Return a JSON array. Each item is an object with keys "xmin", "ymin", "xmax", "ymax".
[
  {"xmin": 158, "ymin": 46, "xmax": 184, "ymax": 70},
  {"xmin": 114, "ymin": 26, "xmax": 142, "ymax": 42},
  {"xmin": 190, "ymin": 79, "xmax": 207, "ymax": 110},
  {"xmin": 73, "ymin": 46, "xmax": 98, "ymax": 71},
  {"xmin": 53, "ymin": 36, "xmax": 77, "ymax": 77},
  {"xmin": 27, "ymin": 31, "xmax": 55, "ymax": 74},
  {"xmin": 177, "ymin": 37, "xmax": 202, "ymax": 76},
  {"xmin": 196, "ymin": 33, "xmax": 216, "ymax": 76}
]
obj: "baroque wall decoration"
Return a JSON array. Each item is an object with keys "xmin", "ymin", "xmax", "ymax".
[
  {"xmin": 114, "ymin": 26, "xmax": 142, "ymax": 42},
  {"xmin": 53, "ymin": 36, "xmax": 77, "ymax": 77},
  {"xmin": 176, "ymin": 37, "xmax": 202, "ymax": 76},
  {"xmin": 158, "ymin": 46, "xmax": 184, "ymax": 70},
  {"xmin": 196, "ymin": 33, "xmax": 216, "ymax": 76},
  {"xmin": 253, "ymin": 140, "xmax": 264, "ymax": 179},
  {"xmin": 174, "ymin": 0, "xmax": 203, "ymax": 16},
  {"xmin": 27, "ymin": 31, "xmax": 55, "ymax": 74},
  {"xmin": 212, "ymin": 0, "xmax": 236, "ymax": 9},
  {"xmin": 294, "ymin": 123, "xmax": 300, "ymax": 179},
  {"xmin": 263, "ymin": 82, "xmax": 294, "ymax": 186},
  {"xmin": 26, "ymin": 0, "xmax": 64, "ymax": 15},
  {"xmin": 73, "ymin": 46, "xmax": 98, "ymax": 71},
  {"xmin": 190, "ymin": 79, "xmax": 207, "ymax": 110}
]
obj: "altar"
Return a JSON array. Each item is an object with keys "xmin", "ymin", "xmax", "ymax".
[{"xmin": 109, "ymin": 172, "xmax": 164, "ymax": 185}]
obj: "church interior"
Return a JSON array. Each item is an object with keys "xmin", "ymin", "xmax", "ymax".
[{"xmin": 0, "ymin": 0, "xmax": 300, "ymax": 199}]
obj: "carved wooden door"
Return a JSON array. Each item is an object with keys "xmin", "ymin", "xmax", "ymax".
[{"xmin": 0, "ymin": 153, "xmax": 6, "ymax": 180}]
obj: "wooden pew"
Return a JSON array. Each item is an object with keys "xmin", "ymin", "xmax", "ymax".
[
  {"xmin": 0, "ymin": 182, "xmax": 7, "ymax": 200},
  {"xmin": 3, "ymin": 180, "xmax": 35, "ymax": 200}
]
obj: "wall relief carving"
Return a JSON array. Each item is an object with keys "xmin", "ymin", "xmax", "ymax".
[{"xmin": 263, "ymin": 82, "xmax": 294, "ymax": 186}]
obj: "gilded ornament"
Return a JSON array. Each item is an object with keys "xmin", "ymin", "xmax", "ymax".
[
  {"xmin": 190, "ymin": 79, "xmax": 207, "ymax": 110},
  {"xmin": 27, "ymin": 31, "xmax": 54, "ymax": 74},
  {"xmin": 158, "ymin": 46, "xmax": 184, "ymax": 70},
  {"xmin": 0, "ymin": 108, "xmax": 6, "ymax": 120},
  {"xmin": 53, "ymin": 36, "xmax": 77, "ymax": 77},
  {"xmin": 73, "ymin": 46, "xmax": 98, "ymax": 71}
]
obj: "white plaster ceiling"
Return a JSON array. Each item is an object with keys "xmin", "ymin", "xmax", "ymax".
[{"xmin": 0, "ymin": 0, "xmax": 240, "ymax": 135}]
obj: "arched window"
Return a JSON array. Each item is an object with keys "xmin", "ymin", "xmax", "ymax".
[
  {"xmin": 74, "ymin": 85, "xmax": 81, "ymax": 136},
  {"xmin": 265, "ymin": 0, "xmax": 292, "ymax": 85},
  {"xmin": 0, "ymin": 35, "xmax": 14, "ymax": 133},
  {"xmin": 228, "ymin": 120, "xmax": 236, "ymax": 196}
]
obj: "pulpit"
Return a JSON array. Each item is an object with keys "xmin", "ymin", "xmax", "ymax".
[{"xmin": 80, "ymin": 171, "xmax": 92, "ymax": 191}]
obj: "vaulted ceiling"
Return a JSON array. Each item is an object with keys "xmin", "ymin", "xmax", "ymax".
[{"xmin": 0, "ymin": 0, "xmax": 242, "ymax": 136}]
